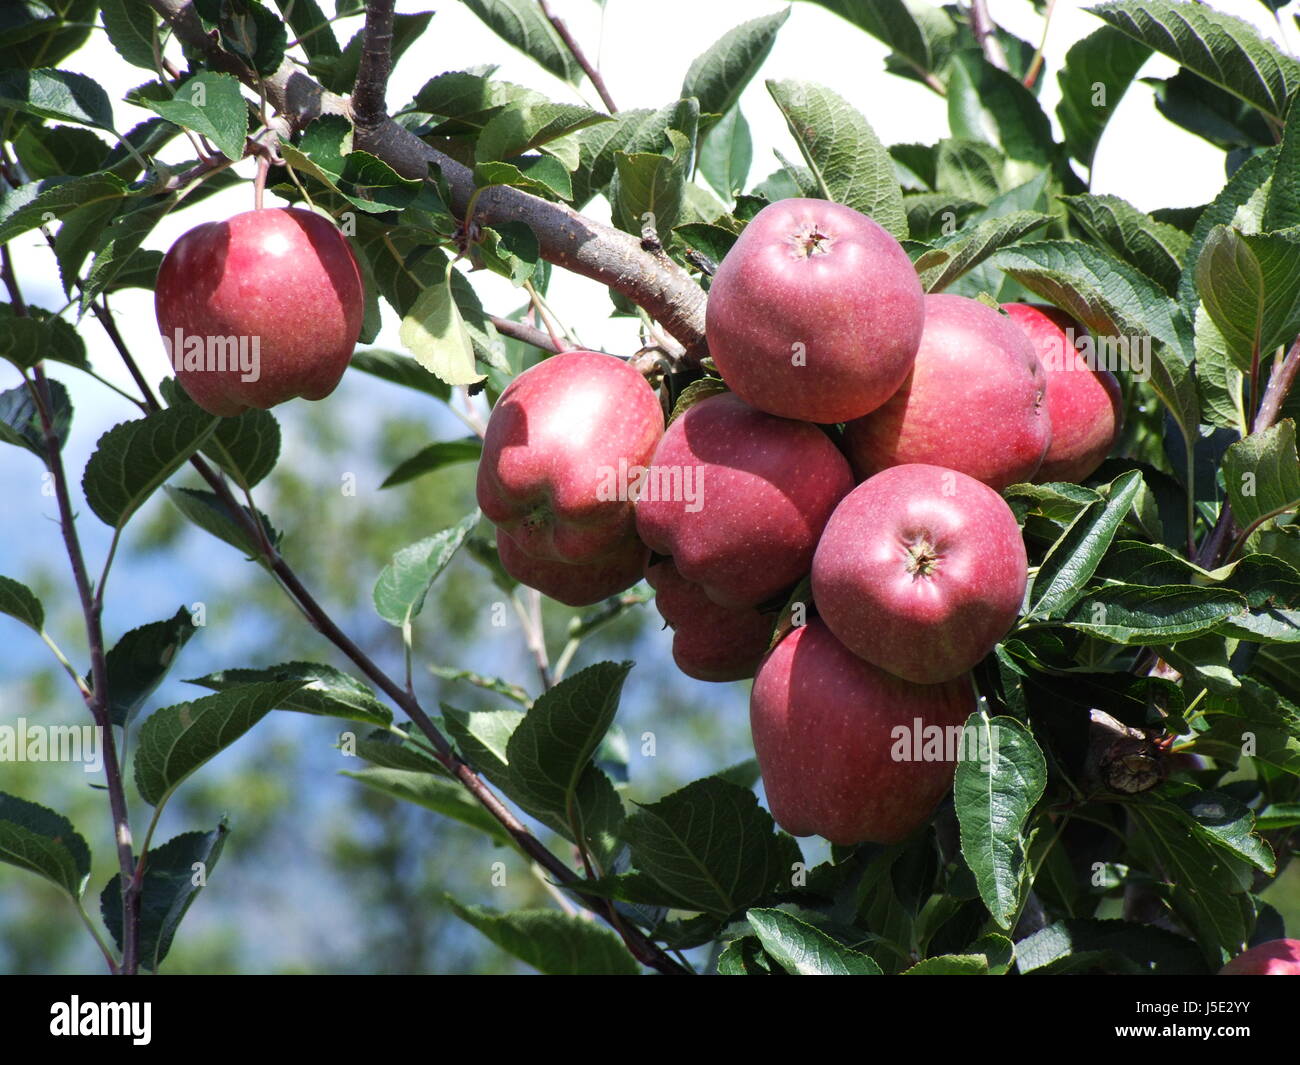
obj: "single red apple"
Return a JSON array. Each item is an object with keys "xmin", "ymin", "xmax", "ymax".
[
  {"xmin": 645, "ymin": 557, "xmax": 775, "ymax": 682},
  {"xmin": 634, "ymin": 392, "xmax": 854, "ymax": 609},
  {"xmin": 1001, "ymin": 303, "xmax": 1124, "ymax": 484},
  {"xmin": 155, "ymin": 206, "xmax": 364, "ymax": 417},
  {"xmin": 1219, "ymin": 939, "xmax": 1300, "ymax": 974},
  {"xmin": 704, "ymin": 198, "xmax": 924, "ymax": 423},
  {"xmin": 497, "ymin": 530, "xmax": 647, "ymax": 607},
  {"xmin": 477, "ymin": 351, "xmax": 664, "ymax": 563},
  {"xmin": 750, "ymin": 618, "xmax": 977, "ymax": 846},
  {"xmin": 811, "ymin": 463, "xmax": 1027, "ymax": 684},
  {"xmin": 844, "ymin": 294, "xmax": 1051, "ymax": 491}
]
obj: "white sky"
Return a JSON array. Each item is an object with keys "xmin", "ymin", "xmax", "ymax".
[{"xmin": 8, "ymin": 0, "xmax": 1300, "ymax": 414}]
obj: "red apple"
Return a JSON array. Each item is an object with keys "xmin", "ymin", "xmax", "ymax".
[
  {"xmin": 497, "ymin": 530, "xmax": 647, "ymax": 607},
  {"xmin": 1219, "ymin": 939, "xmax": 1300, "ymax": 975},
  {"xmin": 477, "ymin": 351, "xmax": 664, "ymax": 563},
  {"xmin": 844, "ymin": 294, "xmax": 1051, "ymax": 491},
  {"xmin": 704, "ymin": 198, "xmax": 924, "ymax": 423},
  {"xmin": 155, "ymin": 206, "xmax": 364, "ymax": 417},
  {"xmin": 645, "ymin": 558, "xmax": 775, "ymax": 682},
  {"xmin": 634, "ymin": 392, "xmax": 854, "ymax": 608},
  {"xmin": 750, "ymin": 618, "xmax": 977, "ymax": 846},
  {"xmin": 1002, "ymin": 303, "xmax": 1124, "ymax": 483},
  {"xmin": 811, "ymin": 464, "xmax": 1027, "ymax": 684}
]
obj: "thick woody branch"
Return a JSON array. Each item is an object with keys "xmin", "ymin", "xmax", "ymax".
[
  {"xmin": 145, "ymin": 0, "xmax": 707, "ymax": 362},
  {"xmin": 351, "ymin": 0, "xmax": 395, "ymax": 134}
]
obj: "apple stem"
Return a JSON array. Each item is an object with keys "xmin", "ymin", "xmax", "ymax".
[{"xmin": 254, "ymin": 152, "xmax": 269, "ymax": 211}]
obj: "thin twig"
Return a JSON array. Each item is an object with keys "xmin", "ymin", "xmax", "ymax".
[
  {"xmin": 1023, "ymin": 0, "xmax": 1057, "ymax": 89},
  {"xmin": 539, "ymin": 0, "xmax": 618, "ymax": 113},
  {"xmin": 2, "ymin": 245, "xmax": 139, "ymax": 974},
  {"xmin": 91, "ymin": 310, "xmax": 689, "ymax": 976},
  {"xmin": 970, "ymin": 0, "xmax": 1009, "ymax": 71}
]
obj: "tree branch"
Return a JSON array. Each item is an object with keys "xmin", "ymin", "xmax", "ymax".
[
  {"xmin": 969, "ymin": 0, "xmax": 1009, "ymax": 71},
  {"xmin": 351, "ymin": 0, "xmax": 395, "ymax": 134},
  {"xmin": 144, "ymin": 0, "xmax": 707, "ymax": 363},
  {"xmin": 539, "ymin": 0, "xmax": 618, "ymax": 113}
]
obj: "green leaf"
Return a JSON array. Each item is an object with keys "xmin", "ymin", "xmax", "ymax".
[
  {"xmin": 475, "ymin": 101, "xmax": 609, "ymax": 165},
  {"xmin": 919, "ymin": 210, "xmax": 1051, "ymax": 293},
  {"xmin": 746, "ymin": 908, "xmax": 882, "ymax": 974},
  {"xmin": 682, "ymin": 9, "xmax": 789, "ymax": 131},
  {"xmin": 1126, "ymin": 796, "xmax": 1253, "ymax": 958},
  {"xmin": 622, "ymin": 776, "xmax": 801, "ymax": 919},
  {"xmin": 398, "ymin": 276, "xmax": 485, "ymax": 387},
  {"xmin": 446, "ymin": 900, "xmax": 639, "ymax": 975},
  {"xmin": 1223, "ymin": 420, "xmax": 1300, "ymax": 532},
  {"xmin": 800, "ymin": 0, "xmax": 952, "ymax": 82},
  {"xmin": 1177, "ymin": 149, "xmax": 1275, "ymax": 319},
  {"xmin": 11, "ymin": 123, "xmax": 110, "ymax": 180},
  {"xmin": 443, "ymin": 704, "xmax": 524, "ymax": 786},
  {"xmin": 1030, "ymin": 470, "xmax": 1144, "ymax": 617},
  {"xmin": 0, "ymin": 378, "xmax": 70, "ymax": 460},
  {"xmin": 102, "ymin": 607, "xmax": 199, "ymax": 728},
  {"xmin": 612, "ymin": 128, "xmax": 691, "ymax": 236},
  {"xmin": 935, "ymin": 137, "xmax": 1005, "ymax": 203},
  {"xmin": 698, "ymin": 106, "xmax": 752, "ymax": 201},
  {"xmin": 195, "ymin": 0, "xmax": 286, "ymax": 77},
  {"xmin": 1089, "ymin": 0, "xmax": 1300, "ymax": 121},
  {"xmin": 1264, "ymin": 97, "xmax": 1300, "ymax": 231},
  {"xmin": 1056, "ymin": 25, "xmax": 1152, "ymax": 170},
  {"xmin": 765, "ymin": 79, "xmax": 906, "ymax": 239},
  {"xmin": 201, "ymin": 408, "xmax": 280, "ymax": 489},
  {"xmin": 80, "ymin": 193, "xmax": 177, "ymax": 312},
  {"xmin": 411, "ymin": 70, "xmax": 543, "ymax": 134},
  {"xmin": 0, "ymin": 67, "xmax": 115, "ymax": 130},
  {"xmin": 134, "ymin": 681, "xmax": 306, "ymax": 806},
  {"xmin": 473, "ymin": 156, "xmax": 573, "ymax": 201},
  {"xmin": 568, "ymin": 100, "xmax": 698, "ymax": 207},
  {"xmin": 0, "ymin": 174, "xmax": 127, "ymax": 247},
  {"xmin": 504, "ymin": 661, "xmax": 631, "ymax": 829},
  {"xmin": 380, "ymin": 436, "xmax": 481, "ymax": 489},
  {"xmin": 1198, "ymin": 227, "xmax": 1300, "ymax": 375},
  {"xmin": 187, "ymin": 662, "xmax": 393, "ymax": 727},
  {"xmin": 0, "ymin": 574, "xmax": 44, "ymax": 632},
  {"xmin": 1060, "ymin": 193, "xmax": 1190, "ymax": 297},
  {"xmin": 1015, "ymin": 918, "xmax": 1206, "ymax": 974},
  {"xmin": 954, "ymin": 712, "xmax": 1046, "ymax": 930},
  {"xmin": 373, "ymin": 510, "xmax": 480, "ymax": 627},
  {"xmin": 350, "ymin": 347, "xmax": 450, "ymax": 401},
  {"xmin": 82, "ymin": 406, "xmax": 220, "ymax": 528},
  {"xmin": 1167, "ymin": 788, "xmax": 1274, "ymax": 874},
  {"xmin": 460, "ymin": 0, "xmax": 581, "ymax": 84},
  {"xmin": 1063, "ymin": 584, "xmax": 1247, "ymax": 644},
  {"xmin": 0, "ymin": 793, "xmax": 91, "ymax": 898},
  {"xmin": 100, "ymin": 823, "xmax": 227, "ymax": 970},
  {"xmin": 717, "ymin": 935, "xmax": 780, "ymax": 974},
  {"xmin": 946, "ymin": 51, "xmax": 1053, "ymax": 170},
  {"xmin": 341, "ymin": 768, "xmax": 508, "ymax": 843},
  {"xmin": 272, "ymin": 0, "xmax": 339, "ymax": 61},
  {"xmin": 140, "ymin": 72, "xmax": 249, "ymax": 162},
  {"xmin": 902, "ymin": 954, "xmax": 990, "ymax": 974},
  {"xmin": 163, "ymin": 485, "xmax": 279, "ymax": 562}
]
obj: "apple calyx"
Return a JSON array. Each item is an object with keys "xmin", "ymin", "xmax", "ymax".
[
  {"xmin": 790, "ymin": 225, "xmax": 834, "ymax": 258},
  {"xmin": 904, "ymin": 538, "xmax": 940, "ymax": 579}
]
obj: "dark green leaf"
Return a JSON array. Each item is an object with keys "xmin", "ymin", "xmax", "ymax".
[
  {"xmin": 0, "ymin": 792, "xmax": 91, "ymax": 898},
  {"xmin": 134, "ymin": 681, "xmax": 306, "ymax": 806}
]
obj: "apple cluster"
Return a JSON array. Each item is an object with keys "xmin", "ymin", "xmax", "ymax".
[
  {"xmin": 156, "ymin": 200, "xmax": 1122, "ymax": 851},
  {"xmin": 474, "ymin": 198, "xmax": 1125, "ymax": 849}
]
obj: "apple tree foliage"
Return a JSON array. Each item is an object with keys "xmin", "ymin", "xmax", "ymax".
[{"xmin": 1, "ymin": 0, "xmax": 1299, "ymax": 975}]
